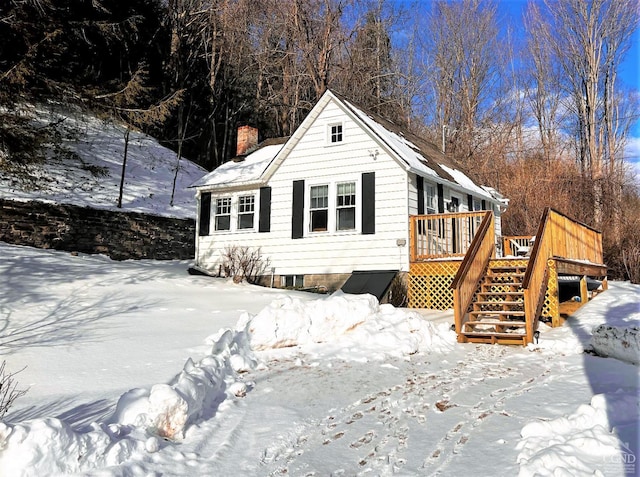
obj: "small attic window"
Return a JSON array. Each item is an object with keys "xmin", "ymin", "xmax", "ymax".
[{"xmin": 329, "ymin": 123, "xmax": 343, "ymax": 144}]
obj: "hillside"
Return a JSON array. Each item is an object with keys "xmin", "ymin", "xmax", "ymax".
[{"xmin": 0, "ymin": 104, "xmax": 207, "ymax": 219}]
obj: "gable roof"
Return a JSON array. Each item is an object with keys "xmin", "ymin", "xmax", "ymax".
[
  {"xmin": 190, "ymin": 138, "xmax": 286, "ymax": 189},
  {"xmin": 191, "ymin": 90, "xmax": 503, "ymax": 204}
]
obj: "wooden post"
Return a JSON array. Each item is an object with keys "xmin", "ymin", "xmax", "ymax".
[
  {"xmin": 409, "ymin": 217, "xmax": 416, "ymax": 262},
  {"xmin": 580, "ymin": 275, "xmax": 589, "ymax": 303}
]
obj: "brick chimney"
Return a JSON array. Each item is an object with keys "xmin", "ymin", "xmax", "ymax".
[{"xmin": 236, "ymin": 125, "xmax": 259, "ymax": 157}]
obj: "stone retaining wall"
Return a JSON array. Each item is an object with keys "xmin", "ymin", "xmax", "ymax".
[{"xmin": 0, "ymin": 198, "xmax": 195, "ymax": 260}]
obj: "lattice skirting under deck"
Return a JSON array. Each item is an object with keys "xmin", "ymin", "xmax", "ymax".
[{"xmin": 408, "ymin": 261, "xmax": 460, "ymax": 310}]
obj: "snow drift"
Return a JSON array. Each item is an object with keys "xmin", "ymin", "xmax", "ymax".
[
  {"xmin": 0, "ymin": 328, "xmax": 256, "ymax": 475},
  {"xmin": 241, "ymin": 291, "xmax": 456, "ymax": 359},
  {"xmin": 591, "ymin": 325, "xmax": 640, "ymax": 365},
  {"xmin": 0, "ymin": 291, "xmax": 456, "ymax": 475}
]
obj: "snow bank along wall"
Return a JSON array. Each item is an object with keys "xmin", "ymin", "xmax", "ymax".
[{"xmin": 0, "ymin": 199, "xmax": 194, "ymax": 260}]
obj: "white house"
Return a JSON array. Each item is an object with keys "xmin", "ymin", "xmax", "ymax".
[{"xmin": 190, "ymin": 90, "xmax": 507, "ymax": 294}]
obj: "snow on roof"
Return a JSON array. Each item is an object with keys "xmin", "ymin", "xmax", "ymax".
[
  {"xmin": 340, "ymin": 96, "xmax": 497, "ymax": 201},
  {"xmin": 440, "ymin": 164, "xmax": 492, "ymax": 198},
  {"xmin": 191, "ymin": 91, "xmax": 501, "ymax": 203},
  {"xmin": 343, "ymin": 100, "xmax": 439, "ymax": 179},
  {"xmin": 190, "ymin": 143, "xmax": 284, "ymax": 189}
]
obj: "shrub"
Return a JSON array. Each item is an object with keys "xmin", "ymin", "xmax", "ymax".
[
  {"xmin": 0, "ymin": 361, "xmax": 28, "ymax": 419},
  {"xmin": 221, "ymin": 245, "xmax": 271, "ymax": 284}
]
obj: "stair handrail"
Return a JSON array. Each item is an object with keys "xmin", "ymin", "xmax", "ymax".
[
  {"xmin": 451, "ymin": 211, "xmax": 495, "ymax": 336},
  {"xmin": 521, "ymin": 208, "xmax": 553, "ymax": 343},
  {"xmin": 521, "ymin": 207, "xmax": 604, "ymax": 342}
]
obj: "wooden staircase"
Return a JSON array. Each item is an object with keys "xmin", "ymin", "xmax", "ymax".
[{"xmin": 460, "ymin": 260, "xmax": 530, "ymax": 346}]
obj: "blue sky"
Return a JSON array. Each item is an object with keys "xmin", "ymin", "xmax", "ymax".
[
  {"xmin": 499, "ymin": 0, "xmax": 639, "ymax": 173},
  {"xmin": 395, "ymin": 0, "xmax": 639, "ymax": 174}
]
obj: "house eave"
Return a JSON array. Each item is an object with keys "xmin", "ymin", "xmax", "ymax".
[
  {"xmin": 407, "ymin": 166, "xmax": 500, "ymax": 205},
  {"xmin": 194, "ymin": 180, "xmax": 267, "ymax": 194}
]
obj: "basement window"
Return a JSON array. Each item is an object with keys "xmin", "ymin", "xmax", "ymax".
[{"xmin": 282, "ymin": 275, "xmax": 304, "ymax": 288}]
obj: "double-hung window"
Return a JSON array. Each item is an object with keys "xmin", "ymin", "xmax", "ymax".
[
  {"xmin": 310, "ymin": 185, "xmax": 329, "ymax": 232},
  {"xmin": 215, "ymin": 197, "xmax": 231, "ymax": 231},
  {"xmin": 336, "ymin": 181, "xmax": 356, "ymax": 230},
  {"xmin": 426, "ymin": 184, "xmax": 437, "ymax": 214},
  {"xmin": 237, "ymin": 195, "xmax": 255, "ymax": 229}
]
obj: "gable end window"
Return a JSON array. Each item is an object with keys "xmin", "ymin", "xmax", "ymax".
[
  {"xmin": 238, "ymin": 195, "xmax": 255, "ymax": 229},
  {"xmin": 215, "ymin": 197, "xmax": 231, "ymax": 231},
  {"xmin": 336, "ymin": 182, "xmax": 356, "ymax": 230},
  {"xmin": 310, "ymin": 185, "xmax": 329, "ymax": 232},
  {"xmin": 329, "ymin": 123, "xmax": 343, "ymax": 144}
]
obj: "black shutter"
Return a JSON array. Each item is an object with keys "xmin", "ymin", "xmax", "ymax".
[
  {"xmin": 259, "ymin": 187, "xmax": 272, "ymax": 232},
  {"xmin": 292, "ymin": 180, "xmax": 305, "ymax": 239},
  {"xmin": 437, "ymin": 184, "xmax": 445, "ymax": 213},
  {"xmin": 362, "ymin": 172, "xmax": 375, "ymax": 234},
  {"xmin": 199, "ymin": 192, "xmax": 211, "ymax": 236},
  {"xmin": 481, "ymin": 199, "xmax": 486, "ymax": 210},
  {"xmin": 417, "ymin": 176, "xmax": 425, "ymax": 215},
  {"xmin": 467, "ymin": 194, "xmax": 473, "ymax": 211}
]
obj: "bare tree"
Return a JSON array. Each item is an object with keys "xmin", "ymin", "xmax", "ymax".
[
  {"xmin": 420, "ymin": 0, "xmax": 513, "ymax": 166},
  {"xmin": 527, "ymin": 0, "xmax": 639, "ymax": 228},
  {"xmin": 523, "ymin": 3, "xmax": 567, "ymax": 163},
  {"xmin": 96, "ymin": 66, "xmax": 183, "ymax": 208}
]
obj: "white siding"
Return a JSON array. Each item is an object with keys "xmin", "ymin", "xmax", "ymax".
[{"xmin": 196, "ymin": 99, "xmax": 411, "ymax": 276}]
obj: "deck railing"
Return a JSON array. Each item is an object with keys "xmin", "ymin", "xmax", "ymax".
[
  {"xmin": 450, "ymin": 211, "xmax": 495, "ymax": 335},
  {"xmin": 409, "ymin": 211, "xmax": 487, "ymax": 261},
  {"xmin": 503, "ymin": 235, "xmax": 533, "ymax": 256},
  {"xmin": 522, "ymin": 208, "xmax": 604, "ymax": 342}
]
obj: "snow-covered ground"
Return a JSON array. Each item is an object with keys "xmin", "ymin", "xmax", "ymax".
[
  {"xmin": 0, "ymin": 242, "xmax": 638, "ymax": 476},
  {"xmin": 0, "ymin": 104, "xmax": 206, "ymax": 219}
]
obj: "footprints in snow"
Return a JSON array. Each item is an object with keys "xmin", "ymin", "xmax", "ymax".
[{"xmin": 263, "ymin": 346, "xmax": 552, "ymax": 475}]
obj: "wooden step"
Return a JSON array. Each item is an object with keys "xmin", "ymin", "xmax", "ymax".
[
  {"xmin": 487, "ymin": 272, "xmax": 525, "ymax": 278},
  {"xmin": 469, "ymin": 310, "xmax": 526, "ymax": 317},
  {"xmin": 487, "ymin": 266, "xmax": 527, "ymax": 273},
  {"xmin": 459, "ymin": 332, "xmax": 528, "ymax": 345},
  {"xmin": 465, "ymin": 320, "xmax": 527, "ymax": 327},
  {"xmin": 463, "ymin": 331, "xmax": 526, "ymax": 337},
  {"xmin": 477, "ymin": 291, "xmax": 524, "ymax": 297},
  {"xmin": 484, "ymin": 276, "xmax": 523, "ymax": 283},
  {"xmin": 473, "ymin": 300, "xmax": 523, "ymax": 307},
  {"xmin": 482, "ymin": 281, "xmax": 523, "ymax": 287}
]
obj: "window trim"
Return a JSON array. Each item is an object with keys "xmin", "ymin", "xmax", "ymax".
[
  {"xmin": 305, "ymin": 178, "xmax": 361, "ymax": 235},
  {"xmin": 336, "ymin": 181, "xmax": 357, "ymax": 231},
  {"xmin": 309, "ymin": 184, "xmax": 329, "ymax": 232},
  {"xmin": 327, "ymin": 122, "xmax": 344, "ymax": 145},
  {"xmin": 282, "ymin": 274, "xmax": 304, "ymax": 288},
  {"xmin": 214, "ymin": 196, "xmax": 232, "ymax": 231},
  {"xmin": 237, "ymin": 194, "xmax": 256, "ymax": 230},
  {"xmin": 208, "ymin": 192, "xmax": 259, "ymax": 233},
  {"xmin": 425, "ymin": 183, "xmax": 437, "ymax": 214}
]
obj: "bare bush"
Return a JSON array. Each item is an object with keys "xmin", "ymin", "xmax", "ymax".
[
  {"xmin": 0, "ymin": 361, "xmax": 28, "ymax": 419},
  {"xmin": 221, "ymin": 245, "xmax": 271, "ymax": 284},
  {"xmin": 387, "ymin": 273, "xmax": 407, "ymax": 307},
  {"xmin": 621, "ymin": 206, "xmax": 640, "ymax": 284}
]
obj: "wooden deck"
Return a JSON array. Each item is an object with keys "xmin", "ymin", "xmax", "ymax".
[{"xmin": 408, "ymin": 208, "xmax": 607, "ymax": 346}]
